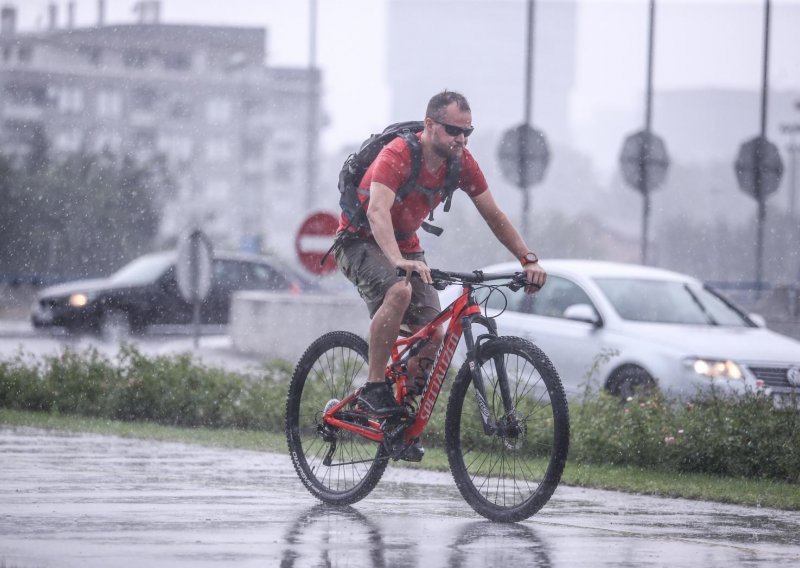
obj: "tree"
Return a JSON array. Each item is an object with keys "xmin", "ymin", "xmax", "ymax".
[{"xmin": 0, "ymin": 149, "xmax": 171, "ymax": 282}]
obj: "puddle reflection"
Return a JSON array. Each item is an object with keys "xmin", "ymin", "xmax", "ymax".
[
  {"xmin": 447, "ymin": 521, "xmax": 553, "ymax": 568},
  {"xmin": 280, "ymin": 504, "xmax": 552, "ymax": 567},
  {"xmin": 280, "ymin": 504, "xmax": 388, "ymax": 567}
]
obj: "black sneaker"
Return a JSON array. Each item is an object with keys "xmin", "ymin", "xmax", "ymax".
[
  {"xmin": 399, "ymin": 439, "xmax": 425, "ymax": 462},
  {"xmin": 357, "ymin": 382, "xmax": 406, "ymax": 417}
]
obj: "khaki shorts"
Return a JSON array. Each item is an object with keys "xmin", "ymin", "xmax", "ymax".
[{"xmin": 334, "ymin": 234, "xmax": 441, "ymax": 325}]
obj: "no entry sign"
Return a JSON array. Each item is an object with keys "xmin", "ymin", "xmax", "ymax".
[{"xmin": 295, "ymin": 211, "xmax": 339, "ymax": 275}]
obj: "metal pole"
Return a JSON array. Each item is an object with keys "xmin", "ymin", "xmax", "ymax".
[
  {"xmin": 519, "ymin": 0, "xmax": 535, "ymax": 243},
  {"xmin": 791, "ymin": 141, "xmax": 798, "ymax": 218},
  {"xmin": 190, "ymin": 235, "xmax": 201, "ymax": 348},
  {"xmin": 755, "ymin": 0, "xmax": 771, "ymax": 287},
  {"xmin": 305, "ymin": 0, "xmax": 318, "ymax": 209},
  {"xmin": 524, "ymin": 0, "xmax": 534, "ymax": 126},
  {"xmin": 641, "ymin": 0, "xmax": 656, "ymax": 265}
]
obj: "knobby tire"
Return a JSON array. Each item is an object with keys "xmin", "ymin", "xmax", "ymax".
[
  {"xmin": 445, "ymin": 336, "xmax": 570, "ymax": 522},
  {"xmin": 285, "ymin": 331, "xmax": 389, "ymax": 505}
]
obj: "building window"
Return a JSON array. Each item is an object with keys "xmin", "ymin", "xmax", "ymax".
[
  {"xmin": 243, "ymin": 99, "xmax": 266, "ymax": 119},
  {"xmin": 124, "ymin": 49, "xmax": 148, "ymax": 68},
  {"xmin": 93, "ymin": 132, "xmax": 122, "ymax": 155},
  {"xmin": 206, "ymin": 96, "xmax": 232, "ymax": 125},
  {"xmin": 17, "ymin": 44, "xmax": 32, "ymax": 63},
  {"xmin": 163, "ymin": 51, "xmax": 190, "ymax": 71},
  {"xmin": 242, "ymin": 138, "xmax": 264, "ymax": 161},
  {"xmin": 96, "ymin": 89, "xmax": 122, "ymax": 118},
  {"xmin": 57, "ymin": 86, "xmax": 84, "ymax": 114},
  {"xmin": 158, "ymin": 134, "xmax": 193, "ymax": 162},
  {"xmin": 5, "ymin": 82, "xmax": 47, "ymax": 106},
  {"xmin": 170, "ymin": 100, "xmax": 192, "ymax": 120},
  {"xmin": 206, "ymin": 138, "xmax": 231, "ymax": 162},
  {"xmin": 131, "ymin": 87, "xmax": 156, "ymax": 112},
  {"xmin": 79, "ymin": 45, "xmax": 102, "ymax": 66},
  {"xmin": 54, "ymin": 130, "xmax": 83, "ymax": 153},
  {"xmin": 274, "ymin": 160, "xmax": 294, "ymax": 182}
]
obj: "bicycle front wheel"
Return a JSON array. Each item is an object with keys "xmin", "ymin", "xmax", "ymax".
[
  {"xmin": 285, "ymin": 331, "xmax": 389, "ymax": 505},
  {"xmin": 445, "ymin": 336, "xmax": 570, "ymax": 522}
]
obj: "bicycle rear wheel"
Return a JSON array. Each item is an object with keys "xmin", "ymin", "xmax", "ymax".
[
  {"xmin": 285, "ymin": 331, "xmax": 389, "ymax": 505},
  {"xmin": 445, "ymin": 336, "xmax": 570, "ymax": 522}
]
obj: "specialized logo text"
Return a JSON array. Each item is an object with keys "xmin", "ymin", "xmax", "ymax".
[{"xmin": 419, "ymin": 332, "xmax": 460, "ymax": 422}]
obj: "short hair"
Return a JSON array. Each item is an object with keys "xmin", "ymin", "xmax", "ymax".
[{"xmin": 426, "ymin": 90, "xmax": 471, "ymax": 121}]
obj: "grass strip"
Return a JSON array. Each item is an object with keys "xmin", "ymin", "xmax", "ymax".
[{"xmin": 3, "ymin": 408, "xmax": 797, "ymax": 511}]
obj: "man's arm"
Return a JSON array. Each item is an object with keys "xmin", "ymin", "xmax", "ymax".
[
  {"xmin": 367, "ymin": 182, "xmax": 432, "ymax": 283},
  {"xmin": 472, "ymin": 190, "xmax": 546, "ymax": 291}
]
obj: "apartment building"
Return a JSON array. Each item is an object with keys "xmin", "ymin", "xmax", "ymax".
[{"xmin": 0, "ymin": 3, "xmax": 320, "ymax": 253}]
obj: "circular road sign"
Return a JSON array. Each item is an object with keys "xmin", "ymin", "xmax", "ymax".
[
  {"xmin": 497, "ymin": 124, "xmax": 550, "ymax": 189},
  {"xmin": 296, "ymin": 211, "xmax": 339, "ymax": 275},
  {"xmin": 734, "ymin": 136, "xmax": 784, "ymax": 200},
  {"xmin": 176, "ymin": 229, "xmax": 213, "ymax": 303},
  {"xmin": 619, "ymin": 130, "xmax": 670, "ymax": 193}
]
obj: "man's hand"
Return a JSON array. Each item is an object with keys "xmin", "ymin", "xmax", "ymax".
[
  {"xmin": 523, "ymin": 262, "xmax": 546, "ymax": 294},
  {"xmin": 396, "ymin": 258, "xmax": 432, "ymax": 284}
]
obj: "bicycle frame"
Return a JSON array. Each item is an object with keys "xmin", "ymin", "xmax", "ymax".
[{"xmin": 321, "ymin": 280, "xmax": 497, "ymax": 448}]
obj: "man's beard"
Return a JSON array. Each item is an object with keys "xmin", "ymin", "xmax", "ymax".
[{"xmin": 432, "ymin": 138, "xmax": 463, "ymax": 160}]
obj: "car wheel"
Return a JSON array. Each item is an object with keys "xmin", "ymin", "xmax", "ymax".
[
  {"xmin": 606, "ymin": 365, "xmax": 657, "ymax": 401},
  {"xmin": 100, "ymin": 309, "xmax": 132, "ymax": 343}
]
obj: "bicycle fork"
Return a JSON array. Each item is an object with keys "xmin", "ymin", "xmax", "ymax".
[{"xmin": 462, "ymin": 317, "xmax": 519, "ymax": 437}]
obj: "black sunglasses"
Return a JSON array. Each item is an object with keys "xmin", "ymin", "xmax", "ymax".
[{"xmin": 433, "ymin": 120, "xmax": 474, "ymax": 138}]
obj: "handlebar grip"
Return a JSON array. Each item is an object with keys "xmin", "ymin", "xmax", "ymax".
[{"xmin": 396, "ymin": 268, "xmax": 421, "ymax": 278}]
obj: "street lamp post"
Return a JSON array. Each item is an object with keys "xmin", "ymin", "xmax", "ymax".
[{"xmin": 305, "ymin": 0, "xmax": 319, "ymax": 209}]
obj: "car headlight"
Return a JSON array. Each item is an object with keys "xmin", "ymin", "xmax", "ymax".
[
  {"xmin": 68, "ymin": 293, "xmax": 93, "ymax": 308},
  {"xmin": 684, "ymin": 357, "xmax": 744, "ymax": 380}
]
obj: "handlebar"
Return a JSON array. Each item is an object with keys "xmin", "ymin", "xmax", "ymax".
[{"xmin": 396, "ymin": 268, "xmax": 529, "ymax": 291}]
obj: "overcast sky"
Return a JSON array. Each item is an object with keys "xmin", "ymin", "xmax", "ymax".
[{"xmin": 15, "ymin": 0, "xmax": 800, "ymax": 155}]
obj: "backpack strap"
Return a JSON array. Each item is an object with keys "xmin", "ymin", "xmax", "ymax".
[
  {"xmin": 420, "ymin": 154, "xmax": 461, "ymax": 235},
  {"xmin": 395, "ymin": 130, "xmax": 423, "ymax": 203},
  {"xmin": 441, "ymin": 155, "xmax": 461, "ymax": 213}
]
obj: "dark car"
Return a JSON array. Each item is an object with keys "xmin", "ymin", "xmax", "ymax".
[{"xmin": 31, "ymin": 250, "xmax": 320, "ymax": 339}]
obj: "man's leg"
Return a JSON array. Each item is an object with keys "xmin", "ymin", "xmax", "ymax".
[
  {"xmin": 405, "ymin": 323, "xmax": 445, "ymax": 394},
  {"xmin": 367, "ymin": 281, "xmax": 411, "ymax": 383},
  {"xmin": 403, "ymin": 256, "xmax": 444, "ymax": 394},
  {"xmin": 356, "ymin": 281, "xmax": 413, "ymax": 416}
]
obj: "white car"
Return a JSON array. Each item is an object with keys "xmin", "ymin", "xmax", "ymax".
[{"xmin": 440, "ymin": 259, "xmax": 800, "ymax": 403}]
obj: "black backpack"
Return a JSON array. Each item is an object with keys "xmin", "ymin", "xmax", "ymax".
[
  {"xmin": 337, "ymin": 121, "xmax": 462, "ymax": 238},
  {"xmin": 320, "ymin": 121, "xmax": 463, "ymax": 266}
]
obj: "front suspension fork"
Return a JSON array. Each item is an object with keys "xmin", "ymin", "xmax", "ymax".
[{"xmin": 461, "ymin": 317, "xmax": 514, "ymax": 435}]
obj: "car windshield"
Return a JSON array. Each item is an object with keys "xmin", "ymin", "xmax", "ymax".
[
  {"xmin": 593, "ymin": 277, "xmax": 751, "ymax": 326},
  {"xmin": 109, "ymin": 253, "xmax": 174, "ymax": 286}
]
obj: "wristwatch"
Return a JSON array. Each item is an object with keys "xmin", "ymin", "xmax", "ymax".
[{"xmin": 519, "ymin": 252, "xmax": 538, "ymax": 267}]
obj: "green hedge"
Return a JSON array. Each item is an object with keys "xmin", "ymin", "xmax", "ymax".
[
  {"xmin": 0, "ymin": 346, "xmax": 289, "ymax": 432},
  {"xmin": 571, "ymin": 389, "xmax": 800, "ymax": 483},
  {"xmin": 1, "ymin": 347, "xmax": 798, "ymax": 483}
]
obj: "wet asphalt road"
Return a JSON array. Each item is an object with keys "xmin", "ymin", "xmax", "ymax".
[
  {"xmin": 2, "ymin": 426, "xmax": 799, "ymax": 568},
  {"xmin": 2, "ymin": 327, "xmax": 800, "ymax": 566}
]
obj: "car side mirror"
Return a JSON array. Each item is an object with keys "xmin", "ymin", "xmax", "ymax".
[
  {"xmin": 748, "ymin": 313, "xmax": 767, "ymax": 328},
  {"xmin": 563, "ymin": 303, "xmax": 601, "ymax": 327}
]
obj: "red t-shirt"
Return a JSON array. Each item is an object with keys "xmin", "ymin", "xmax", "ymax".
[{"xmin": 338, "ymin": 133, "xmax": 488, "ymax": 253}]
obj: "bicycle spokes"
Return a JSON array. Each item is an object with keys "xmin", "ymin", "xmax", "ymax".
[
  {"xmin": 287, "ymin": 332, "xmax": 390, "ymax": 504},
  {"xmin": 446, "ymin": 337, "xmax": 569, "ymax": 522}
]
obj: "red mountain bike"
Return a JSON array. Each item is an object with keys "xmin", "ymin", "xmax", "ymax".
[{"xmin": 285, "ymin": 268, "xmax": 570, "ymax": 522}]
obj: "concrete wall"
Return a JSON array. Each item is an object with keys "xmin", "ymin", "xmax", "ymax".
[{"xmin": 230, "ymin": 291, "xmax": 371, "ymax": 363}]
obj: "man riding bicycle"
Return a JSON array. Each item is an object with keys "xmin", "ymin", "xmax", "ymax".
[{"xmin": 335, "ymin": 91, "xmax": 546, "ymax": 440}]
